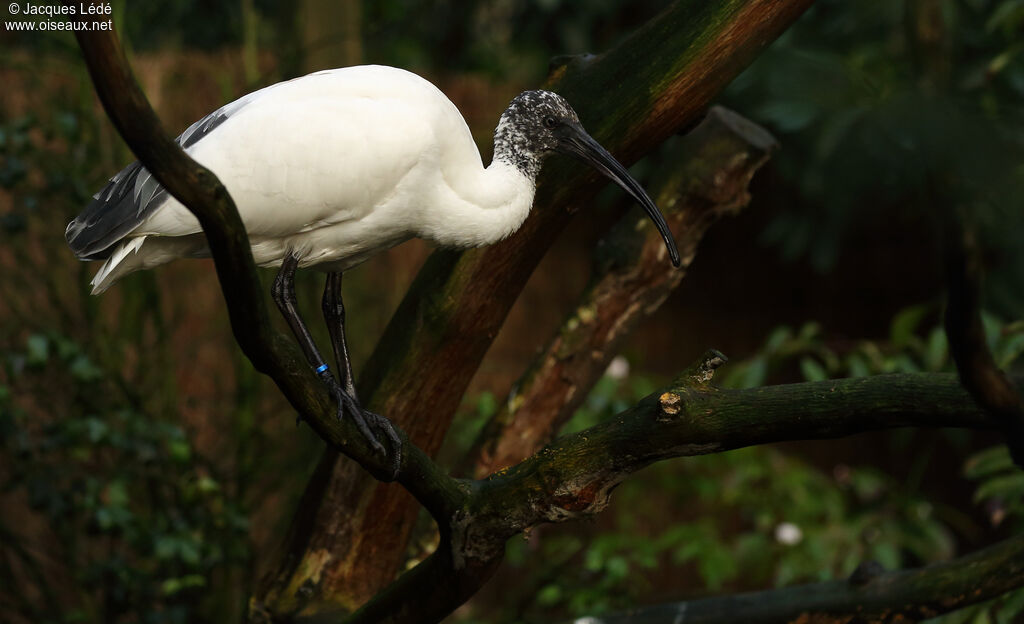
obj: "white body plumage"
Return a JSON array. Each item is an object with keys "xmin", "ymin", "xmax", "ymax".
[{"xmin": 75, "ymin": 66, "xmax": 535, "ymax": 293}]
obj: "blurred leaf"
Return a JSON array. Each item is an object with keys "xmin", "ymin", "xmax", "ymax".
[
  {"xmin": 891, "ymin": 306, "xmax": 929, "ymax": 349},
  {"xmin": 965, "ymin": 446, "xmax": 1014, "ymax": 479},
  {"xmin": 160, "ymin": 574, "xmax": 206, "ymax": 596},
  {"xmin": 974, "ymin": 472, "xmax": 1024, "ymax": 503},
  {"xmin": 25, "ymin": 334, "xmax": 49, "ymax": 365},
  {"xmin": 799, "ymin": 356, "xmax": 828, "ymax": 382}
]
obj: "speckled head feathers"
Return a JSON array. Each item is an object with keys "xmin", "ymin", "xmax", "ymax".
[{"xmin": 493, "ymin": 90, "xmax": 581, "ymax": 178}]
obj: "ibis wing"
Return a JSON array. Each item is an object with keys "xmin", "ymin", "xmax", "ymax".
[
  {"xmin": 68, "ymin": 66, "xmax": 467, "ymax": 259},
  {"xmin": 65, "ymin": 88, "xmax": 268, "ymax": 260}
]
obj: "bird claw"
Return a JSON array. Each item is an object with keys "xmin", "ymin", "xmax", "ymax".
[{"xmin": 317, "ymin": 369, "xmax": 402, "ymax": 480}]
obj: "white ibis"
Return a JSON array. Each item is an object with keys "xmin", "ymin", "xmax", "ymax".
[{"xmin": 66, "ymin": 65, "xmax": 681, "ymax": 476}]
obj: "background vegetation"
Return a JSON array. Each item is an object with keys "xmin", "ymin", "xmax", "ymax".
[{"xmin": 1, "ymin": 0, "xmax": 1023, "ymax": 622}]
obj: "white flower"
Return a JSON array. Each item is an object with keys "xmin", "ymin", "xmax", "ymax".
[
  {"xmin": 775, "ymin": 522, "xmax": 803, "ymax": 545},
  {"xmin": 606, "ymin": 356, "xmax": 630, "ymax": 380}
]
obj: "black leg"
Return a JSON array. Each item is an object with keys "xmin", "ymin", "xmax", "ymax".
[
  {"xmin": 271, "ymin": 255, "xmax": 330, "ymax": 371},
  {"xmin": 322, "ymin": 271, "xmax": 402, "ymax": 476},
  {"xmin": 322, "ymin": 272, "xmax": 358, "ymax": 397},
  {"xmin": 271, "ymin": 254, "xmax": 398, "ymax": 475}
]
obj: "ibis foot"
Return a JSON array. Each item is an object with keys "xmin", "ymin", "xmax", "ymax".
[{"xmin": 317, "ymin": 369, "xmax": 402, "ymax": 480}]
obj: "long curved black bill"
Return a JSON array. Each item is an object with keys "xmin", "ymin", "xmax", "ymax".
[{"xmin": 558, "ymin": 125, "xmax": 681, "ymax": 267}]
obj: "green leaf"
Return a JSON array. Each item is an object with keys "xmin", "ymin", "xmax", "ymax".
[
  {"xmin": 924, "ymin": 328, "xmax": 948, "ymax": 371},
  {"xmin": 765, "ymin": 326, "xmax": 794, "ymax": 353},
  {"xmin": 475, "ymin": 391, "xmax": 497, "ymax": 418},
  {"xmin": 26, "ymin": 334, "xmax": 49, "ymax": 365},
  {"xmin": 84, "ymin": 418, "xmax": 108, "ymax": 443},
  {"xmin": 965, "ymin": 446, "xmax": 1014, "ymax": 479},
  {"xmin": 698, "ymin": 545, "xmax": 738, "ymax": 590},
  {"xmin": 167, "ymin": 439, "xmax": 191, "ymax": 463},
  {"xmin": 997, "ymin": 588, "xmax": 1024, "ymax": 624},
  {"xmin": 986, "ymin": 0, "xmax": 1024, "ymax": 33},
  {"xmin": 196, "ymin": 476, "xmax": 220, "ymax": 494},
  {"xmin": 871, "ymin": 541, "xmax": 902, "ymax": 571},
  {"xmin": 890, "ymin": 305, "xmax": 929, "ymax": 348},
  {"xmin": 974, "ymin": 472, "xmax": 1024, "ymax": 503},
  {"xmin": 605, "ymin": 555, "xmax": 629, "ymax": 580},
  {"xmin": 69, "ymin": 355, "xmax": 103, "ymax": 382},
  {"xmin": 160, "ymin": 574, "xmax": 206, "ymax": 596},
  {"xmin": 672, "ymin": 541, "xmax": 703, "ymax": 565},
  {"xmin": 799, "ymin": 357, "xmax": 828, "ymax": 382},
  {"xmin": 105, "ymin": 480, "xmax": 129, "ymax": 507},
  {"xmin": 537, "ymin": 583, "xmax": 562, "ymax": 606},
  {"xmin": 996, "ymin": 331, "xmax": 1024, "ymax": 368},
  {"xmin": 846, "ymin": 352, "xmax": 871, "ymax": 377}
]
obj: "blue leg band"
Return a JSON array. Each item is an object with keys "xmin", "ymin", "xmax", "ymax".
[{"xmin": 315, "ymin": 363, "xmax": 329, "ymax": 374}]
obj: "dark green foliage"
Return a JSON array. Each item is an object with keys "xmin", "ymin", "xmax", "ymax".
[
  {"xmin": 723, "ymin": 0, "xmax": 1024, "ymax": 315},
  {"xmin": 929, "ymin": 444, "xmax": 1024, "ymax": 622},
  {"xmin": 455, "ymin": 307, "xmax": 1024, "ymax": 623},
  {"xmin": 362, "ymin": 0, "xmax": 667, "ymax": 78},
  {"xmin": 0, "ymin": 334, "xmax": 250, "ymax": 624},
  {"xmin": 722, "ymin": 304, "xmax": 1024, "ymax": 389},
  {"xmin": 0, "ymin": 60, "xmax": 270, "ymax": 624}
]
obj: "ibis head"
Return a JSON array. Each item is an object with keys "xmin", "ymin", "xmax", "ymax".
[{"xmin": 495, "ymin": 90, "xmax": 681, "ymax": 267}]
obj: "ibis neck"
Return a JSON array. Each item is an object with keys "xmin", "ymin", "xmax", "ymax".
[
  {"xmin": 418, "ymin": 157, "xmax": 536, "ymax": 249},
  {"xmin": 492, "ymin": 111, "xmax": 543, "ymax": 180}
]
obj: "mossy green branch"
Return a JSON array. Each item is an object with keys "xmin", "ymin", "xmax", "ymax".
[
  {"xmin": 464, "ymin": 370, "xmax": 1006, "ymax": 557},
  {"xmin": 351, "ymin": 368, "xmax": 1011, "ymax": 624}
]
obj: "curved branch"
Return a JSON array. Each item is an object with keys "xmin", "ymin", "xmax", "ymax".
[
  {"xmin": 572, "ymin": 532, "xmax": 1024, "ymax": 624},
  {"xmin": 945, "ymin": 226, "xmax": 1024, "ymax": 467},
  {"xmin": 68, "ymin": 7, "xmax": 465, "ymax": 521}
]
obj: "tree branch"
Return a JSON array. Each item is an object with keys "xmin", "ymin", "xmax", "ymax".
[
  {"xmin": 68, "ymin": 6, "xmax": 465, "ymax": 522},
  {"xmin": 571, "ymin": 532, "xmax": 1024, "ymax": 624},
  {"xmin": 464, "ymin": 107, "xmax": 776, "ymax": 479},
  {"xmin": 349, "ymin": 361, "xmax": 1010, "ymax": 623},
  {"xmin": 463, "ymin": 367, "xmax": 1006, "ymax": 550},
  {"xmin": 944, "ymin": 225, "xmax": 1024, "ymax": 467}
]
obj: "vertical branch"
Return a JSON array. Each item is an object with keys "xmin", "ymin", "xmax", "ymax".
[{"xmin": 944, "ymin": 226, "xmax": 1024, "ymax": 467}]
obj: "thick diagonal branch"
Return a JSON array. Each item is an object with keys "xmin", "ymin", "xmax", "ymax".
[
  {"xmin": 465, "ymin": 107, "xmax": 776, "ymax": 479},
  {"xmin": 570, "ymin": 532, "xmax": 1024, "ymax": 624},
  {"xmin": 258, "ymin": 2, "xmax": 817, "ymax": 616}
]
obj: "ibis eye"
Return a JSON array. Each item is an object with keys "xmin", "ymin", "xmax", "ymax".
[{"xmin": 543, "ymin": 116, "xmax": 557, "ymax": 129}]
